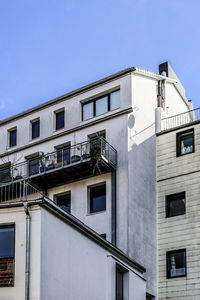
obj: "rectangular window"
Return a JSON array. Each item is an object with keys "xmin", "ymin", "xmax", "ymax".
[
  {"xmin": 82, "ymin": 90, "xmax": 120, "ymax": 121},
  {"xmin": 57, "ymin": 147, "xmax": 70, "ymax": 165},
  {"xmin": 89, "ymin": 183, "xmax": 106, "ymax": 214},
  {"xmin": 28, "ymin": 157, "xmax": 39, "ymax": 176},
  {"xmin": 54, "ymin": 192, "xmax": 71, "ymax": 214},
  {"xmin": 55, "ymin": 110, "xmax": 65, "ymax": 130},
  {"xmin": 32, "ymin": 120, "xmax": 40, "ymax": 139},
  {"xmin": 167, "ymin": 249, "xmax": 186, "ymax": 278},
  {"xmin": 0, "ymin": 164, "xmax": 11, "ymax": 183},
  {"xmin": 166, "ymin": 192, "xmax": 186, "ymax": 218},
  {"xmin": 0, "ymin": 225, "xmax": 15, "ymax": 287},
  {"xmin": 9, "ymin": 129, "xmax": 17, "ymax": 148},
  {"xmin": 177, "ymin": 129, "xmax": 194, "ymax": 156},
  {"xmin": 116, "ymin": 266, "xmax": 123, "ymax": 300}
]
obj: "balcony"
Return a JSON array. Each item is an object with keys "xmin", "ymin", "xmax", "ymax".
[
  {"xmin": 0, "ymin": 137, "xmax": 117, "ymax": 189},
  {"xmin": 161, "ymin": 107, "xmax": 200, "ymax": 132}
]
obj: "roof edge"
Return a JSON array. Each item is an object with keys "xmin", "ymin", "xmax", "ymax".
[
  {"xmin": 0, "ymin": 67, "xmax": 136, "ymax": 126},
  {"xmin": 42, "ymin": 197, "xmax": 146, "ymax": 274}
]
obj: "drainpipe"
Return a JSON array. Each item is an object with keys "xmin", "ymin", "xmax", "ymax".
[
  {"xmin": 23, "ymin": 190, "xmax": 31, "ymax": 300},
  {"xmin": 111, "ymin": 170, "xmax": 116, "ymax": 246}
]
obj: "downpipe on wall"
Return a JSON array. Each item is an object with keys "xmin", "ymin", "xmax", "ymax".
[
  {"xmin": 111, "ymin": 170, "xmax": 116, "ymax": 246},
  {"xmin": 23, "ymin": 201, "xmax": 31, "ymax": 300}
]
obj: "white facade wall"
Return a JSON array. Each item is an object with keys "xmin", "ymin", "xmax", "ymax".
[
  {"xmin": 0, "ymin": 206, "xmax": 41, "ymax": 300},
  {"xmin": 40, "ymin": 207, "xmax": 146, "ymax": 300},
  {"xmin": 157, "ymin": 123, "xmax": 200, "ymax": 299},
  {"xmin": 0, "ymin": 68, "xmax": 191, "ymax": 299}
]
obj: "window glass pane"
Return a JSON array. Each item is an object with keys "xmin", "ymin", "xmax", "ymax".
[
  {"xmin": 0, "ymin": 226, "xmax": 15, "ymax": 258},
  {"xmin": 57, "ymin": 148, "xmax": 70, "ymax": 164},
  {"xmin": 0, "ymin": 166, "xmax": 11, "ymax": 183},
  {"xmin": 32, "ymin": 120, "xmax": 40, "ymax": 139},
  {"xmin": 90, "ymin": 184, "xmax": 106, "ymax": 213},
  {"xmin": 168, "ymin": 250, "xmax": 186, "ymax": 278},
  {"xmin": 96, "ymin": 96, "xmax": 108, "ymax": 116},
  {"xmin": 110, "ymin": 90, "xmax": 120, "ymax": 110},
  {"xmin": 181, "ymin": 135, "xmax": 193, "ymax": 154},
  {"xmin": 56, "ymin": 193, "xmax": 71, "ymax": 213},
  {"xmin": 10, "ymin": 130, "xmax": 17, "ymax": 147},
  {"xmin": 83, "ymin": 102, "xmax": 93, "ymax": 121},
  {"xmin": 28, "ymin": 158, "xmax": 39, "ymax": 175},
  {"xmin": 166, "ymin": 193, "xmax": 185, "ymax": 217},
  {"xmin": 56, "ymin": 111, "xmax": 65, "ymax": 130},
  {"xmin": 116, "ymin": 268, "xmax": 123, "ymax": 300}
]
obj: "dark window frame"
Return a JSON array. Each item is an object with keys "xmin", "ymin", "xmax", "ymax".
[
  {"xmin": 88, "ymin": 182, "xmax": 106, "ymax": 214},
  {"xmin": 166, "ymin": 249, "xmax": 187, "ymax": 279},
  {"xmin": 55, "ymin": 110, "xmax": 65, "ymax": 131},
  {"xmin": 0, "ymin": 224, "xmax": 15, "ymax": 287},
  {"xmin": 82, "ymin": 89, "xmax": 120, "ymax": 121},
  {"xmin": 176, "ymin": 129, "xmax": 194, "ymax": 157},
  {"xmin": 116, "ymin": 266, "xmax": 123, "ymax": 300},
  {"xmin": 54, "ymin": 191, "xmax": 71, "ymax": 214},
  {"xmin": 166, "ymin": 192, "xmax": 186, "ymax": 218},
  {"xmin": 31, "ymin": 119, "xmax": 40, "ymax": 140},
  {"xmin": 27, "ymin": 156, "xmax": 40, "ymax": 176},
  {"xmin": 9, "ymin": 129, "xmax": 17, "ymax": 148}
]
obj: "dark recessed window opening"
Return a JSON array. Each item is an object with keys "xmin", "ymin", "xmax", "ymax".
[
  {"xmin": 166, "ymin": 192, "xmax": 186, "ymax": 218},
  {"xmin": 177, "ymin": 130, "xmax": 194, "ymax": 156},
  {"xmin": 55, "ymin": 192, "xmax": 71, "ymax": 214},
  {"xmin": 57, "ymin": 147, "xmax": 70, "ymax": 164},
  {"xmin": 167, "ymin": 249, "xmax": 186, "ymax": 278},
  {"xmin": 32, "ymin": 120, "xmax": 40, "ymax": 139},
  {"xmin": 116, "ymin": 266, "xmax": 123, "ymax": 300},
  {"xmin": 9, "ymin": 129, "xmax": 17, "ymax": 148},
  {"xmin": 146, "ymin": 294, "xmax": 155, "ymax": 300},
  {"xmin": 28, "ymin": 157, "xmax": 39, "ymax": 176},
  {"xmin": 0, "ymin": 165, "xmax": 11, "ymax": 183},
  {"xmin": 56, "ymin": 110, "xmax": 65, "ymax": 130},
  {"xmin": 90, "ymin": 183, "xmax": 106, "ymax": 214},
  {"xmin": 0, "ymin": 225, "xmax": 15, "ymax": 287},
  {"xmin": 82, "ymin": 90, "xmax": 120, "ymax": 121}
]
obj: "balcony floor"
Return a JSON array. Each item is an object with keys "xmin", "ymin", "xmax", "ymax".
[{"xmin": 28, "ymin": 157, "xmax": 113, "ymax": 189}]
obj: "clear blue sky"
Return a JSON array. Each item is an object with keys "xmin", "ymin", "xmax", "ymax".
[{"xmin": 0, "ymin": 0, "xmax": 200, "ymax": 119}]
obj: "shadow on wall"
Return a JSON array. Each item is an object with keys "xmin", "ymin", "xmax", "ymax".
[{"xmin": 127, "ymin": 122, "xmax": 157, "ymax": 298}]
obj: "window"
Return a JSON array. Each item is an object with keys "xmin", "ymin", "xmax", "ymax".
[
  {"xmin": 54, "ymin": 192, "xmax": 71, "ymax": 214},
  {"xmin": 89, "ymin": 183, "xmax": 106, "ymax": 214},
  {"xmin": 0, "ymin": 225, "xmax": 15, "ymax": 287},
  {"xmin": 0, "ymin": 164, "xmax": 11, "ymax": 183},
  {"xmin": 146, "ymin": 294, "xmax": 155, "ymax": 300},
  {"xmin": 9, "ymin": 129, "xmax": 17, "ymax": 147},
  {"xmin": 167, "ymin": 249, "xmax": 186, "ymax": 278},
  {"xmin": 28, "ymin": 157, "xmax": 39, "ymax": 176},
  {"xmin": 116, "ymin": 266, "xmax": 124, "ymax": 300},
  {"xmin": 177, "ymin": 129, "xmax": 194, "ymax": 156},
  {"xmin": 32, "ymin": 120, "xmax": 40, "ymax": 139},
  {"xmin": 82, "ymin": 90, "xmax": 120, "ymax": 121},
  {"xmin": 166, "ymin": 192, "xmax": 186, "ymax": 218},
  {"xmin": 55, "ymin": 110, "xmax": 65, "ymax": 130},
  {"xmin": 57, "ymin": 147, "xmax": 70, "ymax": 165}
]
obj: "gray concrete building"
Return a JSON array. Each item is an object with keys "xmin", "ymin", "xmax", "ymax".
[
  {"xmin": 157, "ymin": 106, "xmax": 200, "ymax": 299},
  {"xmin": 0, "ymin": 62, "xmax": 191, "ymax": 299}
]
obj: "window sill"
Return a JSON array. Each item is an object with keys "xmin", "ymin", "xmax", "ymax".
[{"xmin": 87, "ymin": 210, "xmax": 106, "ymax": 216}]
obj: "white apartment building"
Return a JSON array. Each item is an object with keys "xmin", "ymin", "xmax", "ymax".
[
  {"xmin": 0, "ymin": 62, "xmax": 191, "ymax": 299},
  {"xmin": 157, "ymin": 107, "xmax": 200, "ymax": 299}
]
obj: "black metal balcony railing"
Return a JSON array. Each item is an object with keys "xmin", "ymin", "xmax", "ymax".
[
  {"xmin": 161, "ymin": 107, "xmax": 200, "ymax": 131},
  {"xmin": 0, "ymin": 137, "xmax": 117, "ymax": 188}
]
